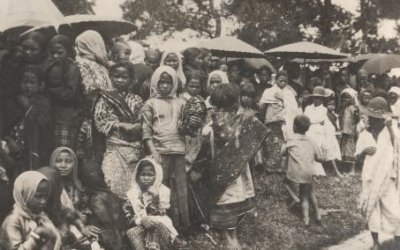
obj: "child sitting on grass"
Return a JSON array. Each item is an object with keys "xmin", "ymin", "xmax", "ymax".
[{"xmin": 281, "ymin": 115, "xmax": 324, "ymax": 227}]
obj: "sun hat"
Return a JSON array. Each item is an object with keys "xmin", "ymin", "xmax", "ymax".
[
  {"xmin": 309, "ymin": 86, "xmax": 325, "ymax": 97},
  {"xmin": 324, "ymin": 88, "xmax": 335, "ymax": 98},
  {"xmin": 359, "ymin": 96, "xmax": 391, "ymax": 119}
]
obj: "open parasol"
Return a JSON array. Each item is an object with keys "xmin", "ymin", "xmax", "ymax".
[
  {"xmin": 198, "ymin": 36, "xmax": 265, "ymax": 58},
  {"xmin": 228, "ymin": 57, "xmax": 276, "ymax": 73},
  {"xmin": 22, "ymin": 14, "xmax": 136, "ymax": 39},
  {"xmin": 264, "ymin": 41, "xmax": 349, "ymax": 59},
  {"xmin": 361, "ymin": 54, "xmax": 400, "ymax": 74},
  {"xmin": 0, "ymin": 0, "xmax": 63, "ymax": 34}
]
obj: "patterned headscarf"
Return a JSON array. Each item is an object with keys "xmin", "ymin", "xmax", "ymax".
[
  {"xmin": 150, "ymin": 65, "xmax": 179, "ymax": 98},
  {"xmin": 160, "ymin": 50, "xmax": 186, "ymax": 84},
  {"xmin": 75, "ymin": 30, "xmax": 109, "ymax": 67}
]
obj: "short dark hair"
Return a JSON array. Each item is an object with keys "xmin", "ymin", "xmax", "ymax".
[
  {"xmin": 240, "ymin": 82, "xmax": 256, "ymax": 98},
  {"xmin": 210, "ymin": 83, "xmax": 240, "ymax": 109},
  {"xmin": 294, "ymin": 115, "xmax": 311, "ymax": 134},
  {"xmin": 110, "ymin": 60, "xmax": 135, "ymax": 80}
]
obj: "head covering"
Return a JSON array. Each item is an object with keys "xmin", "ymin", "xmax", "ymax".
[
  {"xmin": 389, "ymin": 86, "xmax": 400, "ymax": 120},
  {"xmin": 128, "ymin": 41, "xmax": 145, "ymax": 64},
  {"xmin": 75, "ymin": 30, "xmax": 109, "ymax": 67},
  {"xmin": 324, "ymin": 88, "xmax": 335, "ymax": 98},
  {"xmin": 49, "ymin": 147, "xmax": 83, "ymax": 191},
  {"xmin": 309, "ymin": 86, "xmax": 325, "ymax": 97},
  {"xmin": 206, "ymin": 70, "xmax": 229, "ymax": 93},
  {"xmin": 13, "ymin": 171, "xmax": 62, "ymax": 248},
  {"xmin": 389, "ymin": 86, "xmax": 400, "ymax": 97},
  {"xmin": 160, "ymin": 50, "xmax": 186, "ymax": 84},
  {"xmin": 50, "ymin": 35, "xmax": 74, "ymax": 58},
  {"xmin": 360, "ymin": 96, "xmax": 391, "ymax": 119},
  {"xmin": 150, "ymin": 65, "xmax": 179, "ymax": 98},
  {"xmin": 340, "ymin": 87, "xmax": 359, "ymax": 106}
]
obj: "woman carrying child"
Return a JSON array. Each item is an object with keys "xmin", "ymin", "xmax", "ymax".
[
  {"xmin": 93, "ymin": 61, "xmax": 143, "ymax": 198},
  {"xmin": 123, "ymin": 158, "xmax": 179, "ymax": 250}
]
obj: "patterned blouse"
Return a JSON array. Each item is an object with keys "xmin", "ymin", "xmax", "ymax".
[{"xmin": 75, "ymin": 57, "xmax": 113, "ymax": 95}]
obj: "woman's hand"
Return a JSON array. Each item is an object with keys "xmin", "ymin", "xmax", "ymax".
[
  {"xmin": 362, "ymin": 146, "xmax": 377, "ymax": 156},
  {"xmin": 141, "ymin": 217, "xmax": 157, "ymax": 229}
]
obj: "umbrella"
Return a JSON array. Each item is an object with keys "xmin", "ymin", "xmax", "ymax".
[
  {"xmin": 22, "ymin": 14, "xmax": 136, "ymax": 39},
  {"xmin": 361, "ymin": 54, "xmax": 400, "ymax": 74},
  {"xmin": 228, "ymin": 57, "xmax": 276, "ymax": 73},
  {"xmin": 198, "ymin": 36, "xmax": 264, "ymax": 58},
  {"xmin": 0, "ymin": 0, "xmax": 63, "ymax": 33},
  {"xmin": 264, "ymin": 41, "xmax": 349, "ymax": 59}
]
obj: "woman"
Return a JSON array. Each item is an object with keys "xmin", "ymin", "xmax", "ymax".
[
  {"xmin": 356, "ymin": 97, "xmax": 400, "ymax": 250},
  {"xmin": 93, "ymin": 61, "xmax": 143, "ymax": 198},
  {"xmin": 259, "ymin": 70, "xmax": 301, "ymax": 172}
]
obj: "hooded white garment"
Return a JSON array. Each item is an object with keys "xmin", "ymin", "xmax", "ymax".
[
  {"xmin": 205, "ymin": 70, "xmax": 230, "ymax": 109},
  {"xmin": 160, "ymin": 50, "xmax": 186, "ymax": 85},
  {"xmin": 126, "ymin": 158, "xmax": 178, "ymax": 239}
]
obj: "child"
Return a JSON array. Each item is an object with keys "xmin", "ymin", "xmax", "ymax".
[
  {"xmin": 357, "ymin": 89, "xmax": 373, "ymax": 134},
  {"xmin": 304, "ymin": 86, "xmax": 342, "ymax": 178},
  {"xmin": 123, "ymin": 158, "xmax": 178, "ymax": 250},
  {"xmin": 205, "ymin": 70, "xmax": 229, "ymax": 108},
  {"xmin": 45, "ymin": 35, "xmax": 84, "ymax": 150},
  {"xmin": 356, "ymin": 97, "xmax": 400, "ymax": 250},
  {"xmin": 21, "ymin": 31, "xmax": 48, "ymax": 66},
  {"xmin": 110, "ymin": 40, "xmax": 131, "ymax": 63},
  {"xmin": 160, "ymin": 50, "xmax": 186, "ymax": 95},
  {"xmin": 142, "ymin": 66, "xmax": 194, "ymax": 232},
  {"xmin": 239, "ymin": 82, "xmax": 259, "ymax": 117},
  {"xmin": 339, "ymin": 89, "xmax": 359, "ymax": 174},
  {"xmin": 281, "ymin": 115, "xmax": 324, "ymax": 227},
  {"xmin": 1, "ymin": 171, "xmax": 61, "ymax": 249},
  {"xmin": 3, "ymin": 65, "xmax": 53, "ymax": 173}
]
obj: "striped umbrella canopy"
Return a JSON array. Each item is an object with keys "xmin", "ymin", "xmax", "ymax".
[{"xmin": 198, "ymin": 36, "xmax": 264, "ymax": 58}]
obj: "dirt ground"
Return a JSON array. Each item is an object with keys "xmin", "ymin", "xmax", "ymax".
[{"xmin": 186, "ymin": 171, "xmax": 364, "ymax": 249}]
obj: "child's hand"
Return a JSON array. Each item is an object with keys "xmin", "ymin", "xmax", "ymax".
[
  {"xmin": 141, "ymin": 217, "xmax": 157, "ymax": 229},
  {"xmin": 362, "ymin": 146, "xmax": 376, "ymax": 156}
]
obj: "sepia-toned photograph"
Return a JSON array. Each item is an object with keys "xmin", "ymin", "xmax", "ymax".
[{"xmin": 0, "ymin": 0, "xmax": 400, "ymax": 249}]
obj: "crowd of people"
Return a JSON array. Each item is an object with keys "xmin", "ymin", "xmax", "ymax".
[{"xmin": 0, "ymin": 29, "xmax": 399, "ymax": 250}]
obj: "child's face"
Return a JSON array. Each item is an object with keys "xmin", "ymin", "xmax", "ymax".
[
  {"xmin": 158, "ymin": 72, "xmax": 174, "ymax": 96},
  {"xmin": 22, "ymin": 39, "xmax": 42, "ymax": 64},
  {"xmin": 209, "ymin": 75, "xmax": 222, "ymax": 93},
  {"xmin": 54, "ymin": 151, "xmax": 75, "ymax": 177},
  {"xmin": 111, "ymin": 66, "xmax": 130, "ymax": 92},
  {"xmin": 241, "ymin": 95, "xmax": 253, "ymax": 108},
  {"xmin": 388, "ymin": 93, "xmax": 398, "ymax": 105},
  {"xmin": 187, "ymin": 78, "xmax": 202, "ymax": 96},
  {"xmin": 327, "ymin": 100, "xmax": 336, "ymax": 111},
  {"xmin": 145, "ymin": 53, "xmax": 160, "ymax": 70},
  {"xmin": 341, "ymin": 93, "xmax": 352, "ymax": 106},
  {"xmin": 28, "ymin": 180, "xmax": 50, "ymax": 214},
  {"xmin": 258, "ymin": 69, "xmax": 270, "ymax": 84},
  {"xmin": 203, "ymin": 53, "xmax": 212, "ymax": 68},
  {"xmin": 361, "ymin": 93, "xmax": 372, "ymax": 106},
  {"xmin": 112, "ymin": 43, "xmax": 131, "ymax": 62},
  {"xmin": 164, "ymin": 53, "xmax": 179, "ymax": 70},
  {"xmin": 20, "ymin": 72, "xmax": 40, "ymax": 97},
  {"xmin": 313, "ymin": 96, "xmax": 324, "ymax": 106},
  {"xmin": 137, "ymin": 164, "xmax": 155, "ymax": 189},
  {"xmin": 339, "ymin": 70, "xmax": 349, "ymax": 84},
  {"xmin": 276, "ymin": 75, "xmax": 288, "ymax": 89},
  {"xmin": 219, "ymin": 64, "xmax": 228, "ymax": 72},
  {"xmin": 50, "ymin": 43, "xmax": 68, "ymax": 62}
]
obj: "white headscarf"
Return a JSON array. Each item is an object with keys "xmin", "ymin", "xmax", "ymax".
[
  {"xmin": 206, "ymin": 70, "xmax": 229, "ymax": 92},
  {"xmin": 75, "ymin": 30, "xmax": 109, "ymax": 67},
  {"xmin": 150, "ymin": 65, "xmax": 179, "ymax": 98},
  {"xmin": 389, "ymin": 86, "xmax": 400, "ymax": 120},
  {"xmin": 340, "ymin": 87, "xmax": 359, "ymax": 106},
  {"xmin": 128, "ymin": 41, "xmax": 145, "ymax": 64},
  {"xmin": 160, "ymin": 50, "xmax": 186, "ymax": 84}
]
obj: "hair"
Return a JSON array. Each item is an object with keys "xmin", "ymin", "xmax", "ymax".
[
  {"xmin": 110, "ymin": 61, "xmax": 135, "ymax": 80},
  {"xmin": 258, "ymin": 66, "xmax": 271, "ymax": 75},
  {"xmin": 21, "ymin": 31, "xmax": 47, "ymax": 53},
  {"xmin": 240, "ymin": 82, "xmax": 256, "ymax": 98},
  {"xmin": 50, "ymin": 35, "xmax": 75, "ymax": 58},
  {"xmin": 210, "ymin": 83, "xmax": 240, "ymax": 109},
  {"xmin": 185, "ymin": 70, "xmax": 205, "ymax": 86},
  {"xmin": 21, "ymin": 65, "xmax": 43, "ymax": 83},
  {"xmin": 112, "ymin": 40, "xmax": 130, "ymax": 51},
  {"xmin": 294, "ymin": 115, "xmax": 311, "ymax": 134},
  {"xmin": 183, "ymin": 47, "xmax": 202, "ymax": 67}
]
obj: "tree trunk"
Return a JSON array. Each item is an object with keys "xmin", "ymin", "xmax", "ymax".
[
  {"xmin": 320, "ymin": 0, "xmax": 332, "ymax": 46},
  {"xmin": 209, "ymin": 0, "xmax": 222, "ymax": 37}
]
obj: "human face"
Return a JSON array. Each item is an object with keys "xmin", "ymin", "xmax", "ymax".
[
  {"xmin": 241, "ymin": 95, "xmax": 253, "ymax": 108},
  {"xmin": 361, "ymin": 92, "xmax": 372, "ymax": 106},
  {"xmin": 28, "ymin": 180, "xmax": 50, "ymax": 214},
  {"xmin": 145, "ymin": 53, "xmax": 160, "ymax": 70},
  {"xmin": 357, "ymin": 70, "xmax": 368, "ymax": 84},
  {"xmin": 54, "ymin": 151, "xmax": 75, "ymax": 177},
  {"xmin": 50, "ymin": 43, "xmax": 68, "ymax": 62},
  {"xmin": 313, "ymin": 96, "xmax": 324, "ymax": 106},
  {"xmin": 229, "ymin": 65, "xmax": 241, "ymax": 83},
  {"xmin": 111, "ymin": 66, "xmax": 130, "ymax": 92},
  {"xmin": 187, "ymin": 78, "xmax": 202, "ymax": 96},
  {"xmin": 158, "ymin": 72, "xmax": 174, "ymax": 96},
  {"xmin": 164, "ymin": 53, "xmax": 179, "ymax": 70},
  {"xmin": 193, "ymin": 54, "xmax": 203, "ymax": 68},
  {"xmin": 339, "ymin": 70, "xmax": 349, "ymax": 85},
  {"xmin": 203, "ymin": 53, "xmax": 212, "ymax": 69},
  {"xmin": 276, "ymin": 75, "xmax": 288, "ymax": 89},
  {"xmin": 20, "ymin": 72, "xmax": 40, "ymax": 97},
  {"xmin": 258, "ymin": 69, "xmax": 270, "ymax": 85},
  {"xmin": 327, "ymin": 100, "xmax": 336, "ymax": 112},
  {"xmin": 137, "ymin": 164, "xmax": 155, "ymax": 190},
  {"xmin": 219, "ymin": 64, "xmax": 228, "ymax": 72},
  {"xmin": 112, "ymin": 43, "xmax": 131, "ymax": 62},
  {"xmin": 22, "ymin": 39, "xmax": 42, "ymax": 64},
  {"xmin": 340, "ymin": 93, "xmax": 352, "ymax": 107},
  {"xmin": 388, "ymin": 92, "xmax": 398, "ymax": 105},
  {"xmin": 209, "ymin": 74, "xmax": 222, "ymax": 93}
]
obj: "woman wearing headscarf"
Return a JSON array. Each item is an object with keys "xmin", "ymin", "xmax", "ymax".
[
  {"xmin": 1, "ymin": 171, "xmax": 61, "ymax": 250},
  {"xmin": 160, "ymin": 50, "xmax": 186, "ymax": 95},
  {"xmin": 204, "ymin": 70, "xmax": 229, "ymax": 109}
]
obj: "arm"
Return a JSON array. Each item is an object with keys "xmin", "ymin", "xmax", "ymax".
[
  {"xmin": 2, "ymin": 217, "xmax": 41, "ymax": 250},
  {"xmin": 142, "ymin": 103, "xmax": 161, "ymax": 162}
]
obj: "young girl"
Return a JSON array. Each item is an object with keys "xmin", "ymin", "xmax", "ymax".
[
  {"xmin": 160, "ymin": 50, "xmax": 186, "ymax": 95},
  {"xmin": 45, "ymin": 35, "xmax": 84, "ymax": 150},
  {"xmin": 123, "ymin": 158, "xmax": 178, "ymax": 250},
  {"xmin": 142, "ymin": 66, "xmax": 191, "ymax": 232},
  {"xmin": 1, "ymin": 171, "xmax": 61, "ymax": 249},
  {"xmin": 357, "ymin": 89, "xmax": 373, "ymax": 134},
  {"xmin": 21, "ymin": 31, "xmax": 48, "ymax": 67},
  {"xmin": 205, "ymin": 70, "xmax": 229, "ymax": 108},
  {"xmin": 3, "ymin": 66, "xmax": 53, "ymax": 173},
  {"xmin": 339, "ymin": 89, "xmax": 359, "ymax": 174},
  {"xmin": 282, "ymin": 115, "xmax": 324, "ymax": 227}
]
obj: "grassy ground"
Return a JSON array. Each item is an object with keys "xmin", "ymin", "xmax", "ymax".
[{"xmin": 186, "ymin": 170, "xmax": 364, "ymax": 249}]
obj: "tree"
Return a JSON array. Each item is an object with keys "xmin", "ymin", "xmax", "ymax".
[
  {"xmin": 121, "ymin": 0, "xmax": 224, "ymax": 39},
  {"xmin": 52, "ymin": 0, "xmax": 96, "ymax": 15}
]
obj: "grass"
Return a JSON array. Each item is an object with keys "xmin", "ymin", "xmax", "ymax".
[{"xmin": 186, "ymin": 170, "xmax": 364, "ymax": 249}]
